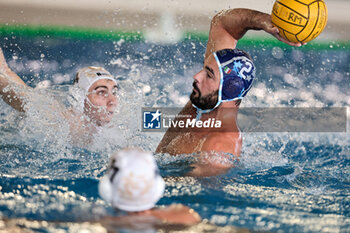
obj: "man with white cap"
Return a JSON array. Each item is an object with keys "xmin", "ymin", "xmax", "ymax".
[
  {"xmin": 98, "ymin": 149, "xmax": 201, "ymax": 226},
  {"xmin": 73, "ymin": 66, "xmax": 118, "ymax": 126},
  {"xmin": 0, "ymin": 48, "xmax": 118, "ymax": 143}
]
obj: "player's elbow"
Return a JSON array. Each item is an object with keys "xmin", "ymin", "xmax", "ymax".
[{"xmin": 210, "ymin": 10, "xmax": 225, "ymax": 28}]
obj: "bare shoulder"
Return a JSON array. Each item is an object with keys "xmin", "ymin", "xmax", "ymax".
[
  {"xmin": 201, "ymin": 132, "xmax": 242, "ymax": 155},
  {"xmin": 156, "ymin": 101, "xmax": 196, "ymax": 153}
]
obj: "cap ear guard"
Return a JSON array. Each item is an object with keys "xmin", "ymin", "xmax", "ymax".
[
  {"xmin": 221, "ymin": 75, "xmax": 245, "ymax": 100},
  {"xmin": 215, "ymin": 49, "xmax": 255, "ymax": 102},
  {"xmin": 193, "ymin": 49, "xmax": 255, "ymax": 116}
]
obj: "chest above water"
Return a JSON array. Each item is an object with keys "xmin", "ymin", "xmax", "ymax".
[{"xmin": 165, "ymin": 132, "xmax": 207, "ymax": 155}]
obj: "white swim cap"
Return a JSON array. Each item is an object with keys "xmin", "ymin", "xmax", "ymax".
[
  {"xmin": 98, "ymin": 149, "xmax": 165, "ymax": 212},
  {"xmin": 74, "ymin": 66, "xmax": 117, "ymax": 94}
]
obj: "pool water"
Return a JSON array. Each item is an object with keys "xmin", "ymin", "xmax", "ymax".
[{"xmin": 0, "ymin": 35, "xmax": 349, "ymax": 232}]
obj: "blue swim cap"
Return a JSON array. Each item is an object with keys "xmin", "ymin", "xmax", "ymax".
[
  {"xmin": 193, "ymin": 48, "xmax": 255, "ymax": 116},
  {"xmin": 214, "ymin": 48, "xmax": 255, "ymax": 102}
]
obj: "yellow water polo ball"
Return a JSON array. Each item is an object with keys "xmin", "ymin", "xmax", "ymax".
[{"xmin": 271, "ymin": 0, "xmax": 328, "ymax": 43}]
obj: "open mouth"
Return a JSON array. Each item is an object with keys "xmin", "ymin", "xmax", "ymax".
[{"xmin": 192, "ymin": 82, "xmax": 200, "ymax": 93}]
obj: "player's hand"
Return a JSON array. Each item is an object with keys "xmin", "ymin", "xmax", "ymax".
[
  {"xmin": 265, "ymin": 25, "xmax": 306, "ymax": 47},
  {"xmin": 259, "ymin": 14, "xmax": 306, "ymax": 47}
]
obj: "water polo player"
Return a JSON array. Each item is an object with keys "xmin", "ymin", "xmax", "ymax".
[
  {"xmin": 73, "ymin": 66, "xmax": 118, "ymax": 126},
  {"xmin": 98, "ymin": 149, "xmax": 201, "ymax": 226},
  {"xmin": 156, "ymin": 8, "xmax": 304, "ymax": 175},
  {"xmin": 0, "ymin": 48, "xmax": 118, "ymax": 144}
]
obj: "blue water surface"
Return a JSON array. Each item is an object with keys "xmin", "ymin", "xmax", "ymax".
[{"xmin": 0, "ymin": 35, "xmax": 349, "ymax": 232}]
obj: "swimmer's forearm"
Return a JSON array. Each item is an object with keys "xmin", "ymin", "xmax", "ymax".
[
  {"xmin": 0, "ymin": 48, "xmax": 28, "ymax": 112},
  {"xmin": 0, "ymin": 74, "xmax": 26, "ymax": 112},
  {"xmin": 0, "ymin": 64, "xmax": 28, "ymax": 112},
  {"xmin": 209, "ymin": 8, "xmax": 303, "ymax": 50},
  {"xmin": 205, "ymin": 8, "xmax": 272, "ymax": 58},
  {"xmin": 0, "ymin": 48, "xmax": 26, "ymax": 86},
  {"xmin": 214, "ymin": 8, "xmax": 270, "ymax": 40},
  {"xmin": 3, "ymin": 69, "xmax": 26, "ymax": 86}
]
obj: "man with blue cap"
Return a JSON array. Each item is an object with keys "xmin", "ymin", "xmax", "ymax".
[{"xmin": 156, "ymin": 8, "xmax": 303, "ymax": 176}]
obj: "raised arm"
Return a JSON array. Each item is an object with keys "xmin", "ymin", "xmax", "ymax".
[
  {"xmin": 0, "ymin": 48, "xmax": 28, "ymax": 112},
  {"xmin": 205, "ymin": 8, "xmax": 303, "ymax": 59}
]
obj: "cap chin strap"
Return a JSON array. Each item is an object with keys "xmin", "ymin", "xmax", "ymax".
[
  {"xmin": 192, "ymin": 99, "xmax": 221, "ymax": 120},
  {"xmin": 83, "ymin": 96, "xmax": 110, "ymax": 125},
  {"xmin": 84, "ymin": 95, "xmax": 96, "ymax": 108}
]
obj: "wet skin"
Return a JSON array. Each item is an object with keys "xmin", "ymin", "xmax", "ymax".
[
  {"xmin": 156, "ymin": 54, "xmax": 242, "ymax": 158},
  {"xmin": 84, "ymin": 79, "xmax": 118, "ymax": 126},
  {"xmin": 190, "ymin": 54, "xmax": 220, "ymax": 110}
]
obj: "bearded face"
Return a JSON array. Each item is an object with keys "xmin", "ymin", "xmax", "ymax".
[{"xmin": 190, "ymin": 81, "xmax": 218, "ymax": 110}]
